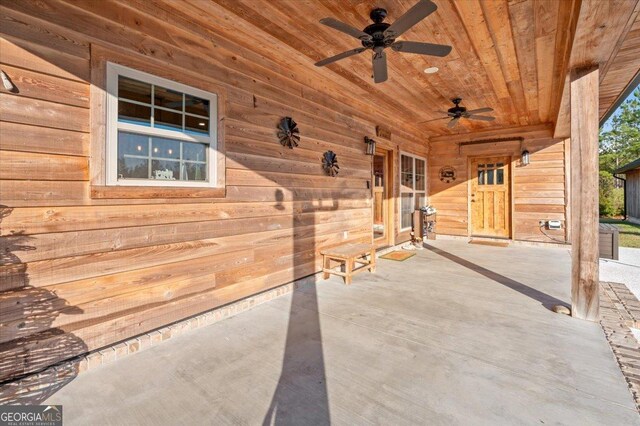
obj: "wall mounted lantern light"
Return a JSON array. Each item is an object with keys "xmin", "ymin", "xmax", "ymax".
[
  {"xmin": 364, "ymin": 136, "xmax": 376, "ymax": 156},
  {"xmin": 521, "ymin": 149, "xmax": 530, "ymax": 166}
]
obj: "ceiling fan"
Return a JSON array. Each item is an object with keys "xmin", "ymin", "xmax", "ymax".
[
  {"xmin": 425, "ymin": 98, "xmax": 495, "ymax": 128},
  {"xmin": 314, "ymin": 0, "xmax": 452, "ymax": 83}
]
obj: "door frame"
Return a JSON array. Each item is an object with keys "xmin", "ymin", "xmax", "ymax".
[
  {"xmin": 372, "ymin": 147, "xmax": 395, "ymax": 249},
  {"xmin": 466, "ymin": 155, "xmax": 515, "ymax": 239}
]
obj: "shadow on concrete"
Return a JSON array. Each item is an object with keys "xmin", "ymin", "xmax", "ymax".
[
  {"xmin": 262, "ymin": 281, "xmax": 330, "ymax": 425},
  {"xmin": 0, "ymin": 206, "xmax": 88, "ymax": 404},
  {"xmin": 423, "ymin": 243, "xmax": 568, "ymax": 310},
  {"xmin": 263, "ymin": 193, "xmax": 336, "ymax": 425}
]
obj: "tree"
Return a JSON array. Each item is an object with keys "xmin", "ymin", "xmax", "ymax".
[
  {"xmin": 599, "ymin": 88, "xmax": 640, "ymax": 174},
  {"xmin": 599, "ymin": 88, "xmax": 639, "ymax": 216},
  {"xmin": 599, "ymin": 170, "xmax": 624, "ymax": 216}
]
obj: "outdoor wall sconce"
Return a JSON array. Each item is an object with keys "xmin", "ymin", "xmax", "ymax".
[
  {"xmin": 521, "ymin": 149, "xmax": 530, "ymax": 166},
  {"xmin": 364, "ymin": 136, "xmax": 376, "ymax": 156}
]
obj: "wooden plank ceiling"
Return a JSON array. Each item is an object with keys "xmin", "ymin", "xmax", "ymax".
[
  {"xmin": 599, "ymin": 5, "xmax": 640, "ymax": 120},
  {"xmin": 149, "ymin": 0, "xmax": 581, "ymax": 137},
  {"xmin": 553, "ymin": 0, "xmax": 640, "ymax": 138}
]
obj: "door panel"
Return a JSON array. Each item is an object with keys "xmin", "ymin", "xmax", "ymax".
[
  {"xmin": 371, "ymin": 147, "xmax": 395, "ymax": 248},
  {"xmin": 470, "ymin": 157, "xmax": 511, "ymax": 238},
  {"xmin": 373, "ymin": 149, "xmax": 393, "ymax": 248},
  {"xmin": 373, "ymin": 153, "xmax": 385, "ymax": 241}
]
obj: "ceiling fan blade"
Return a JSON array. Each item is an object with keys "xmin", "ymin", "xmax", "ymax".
[
  {"xmin": 391, "ymin": 41, "xmax": 452, "ymax": 57},
  {"xmin": 419, "ymin": 116, "xmax": 450, "ymax": 124},
  {"xmin": 320, "ymin": 18, "xmax": 372, "ymax": 41},
  {"xmin": 467, "ymin": 115, "xmax": 495, "ymax": 121},
  {"xmin": 447, "ymin": 117, "xmax": 460, "ymax": 128},
  {"xmin": 372, "ymin": 49, "xmax": 388, "ymax": 83},
  {"xmin": 384, "ymin": 0, "xmax": 438, "ymax": 39},
  {"xmin": 315, "ymin": 47, "xmax": 367, "ymax": 67},
  {"xmin": 466, "ymin": 107, "xmax": 494, "ymax": 114}
]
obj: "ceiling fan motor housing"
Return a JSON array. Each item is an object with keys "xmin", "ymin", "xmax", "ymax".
[
  {"xmin": 362, "ymin": 9, "xmax": 394, "ymax": 49},
  {"xmin": 447, "ymin": 108, "xmax": 466, "ymax": 118},
  {"xmin": 448, "ymin": 97, "xmax": 466, "ymax": 117}
]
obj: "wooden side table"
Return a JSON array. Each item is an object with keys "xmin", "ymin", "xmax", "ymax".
[{"xmin": 321, "ymin": 243, "xmax": 376, "ymax": 285}]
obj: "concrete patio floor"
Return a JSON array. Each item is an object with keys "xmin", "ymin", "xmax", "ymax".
[{"xmin": 45, "ymin": 240, "xmax": 638, "ymax": 425}]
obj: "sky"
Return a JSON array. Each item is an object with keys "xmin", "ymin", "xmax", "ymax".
[{"xmin": 600, "ymin": 83, "xmax": 639, "ymax": 133}]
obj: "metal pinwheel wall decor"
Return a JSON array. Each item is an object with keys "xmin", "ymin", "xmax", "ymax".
[
  {"xmin": 322, "ymin": 150, "xmax": 339, "ymax": 177},
  {"xmin": 277, "ymin": 117, "xmax": 300, "ymax": 149}
]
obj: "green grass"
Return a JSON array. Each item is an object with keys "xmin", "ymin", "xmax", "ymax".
[{"xmin": 600, "ymin": 218, "xmax": 640, "ymax": 248}]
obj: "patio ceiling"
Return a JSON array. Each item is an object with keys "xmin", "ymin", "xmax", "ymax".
[{"xmin": 149, "ymin": 0, "xmax": 640, "ymax": 137}]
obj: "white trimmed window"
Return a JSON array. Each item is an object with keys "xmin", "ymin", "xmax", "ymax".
[
  {"xmin": 399, "ymin": 153, "xmax": 427, "ymax": 231},
  {"xmin": 106, "ymin": 62, "xmax": 217, "ymax": 187}
]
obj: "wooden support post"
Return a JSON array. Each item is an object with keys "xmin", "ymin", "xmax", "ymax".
[{"xmin": 570, "ymin": 66, "xmax": 600, "ymax": 321}]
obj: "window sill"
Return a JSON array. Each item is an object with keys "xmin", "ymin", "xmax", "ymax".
[{"xmin": 91, "ymin": 185, "xmax": 225, "ymax": 199}]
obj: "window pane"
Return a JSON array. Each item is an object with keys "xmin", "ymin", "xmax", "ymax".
[
  {"xmin": 496, "ymin": 168, "xmax": 504, "ymax": 184},
  {"xmin": 183, "ymin": 142, "xmax": 207, "ymax": 162},
  {"xmin": 118, "ymin": 132, "xmax": 149, "ymax": 179},
  {"xmin": 119, "ymin": 77, "xmax": 151, "ymax": 104},
  {"xmin": 119, "ymin": 157, "xmax": 149, "ymax": 179},
  {"xmin": 118, "ymin": 132, "xmax": 148, "ymax": 156},
  {"xmin": 373, "ymin": 155, "xmax": 384, "ymax": 187},
  {"xmin": 154, "ymin": 109, "xmax": 182, "ymax": 131},
  {"xmin": 415, "ymin": 159, "xmax": 425, "ymax": 191},
  {"xmin": 183, "ymin": 162, "xmax": 207, "ymax": 181},
  {"xmin": 478, "ymin": 169, "xmax": 485, "ymax": 185},
  {"xmin": 401, "ymin": 155, "xmax": 413, "ymax": 174},
  {"xmin": 185, "ymin": 115, "xmax": 209, "ymax": 135},
  {"xmin": 401, "ymin": 155, "xmax": 414, "ymax": 189},
  {"xmin": 401, "ymin": 193, "xmax": 413, "ymax": 229},
  {"xmin": 415, "ymin": 193, "xmax": 426, "ymax": 210},
  {"xmin": 154, "ymin": 86, "xmax": 183, "ymax": 111},
  {"xmin": 118, "ymin": 101, "xmax": 151, "ymax": 126},
  {"xmin": 497, "ymin": 163, "xmax": 504, "ymax": 168},
  {"xmin": 152, "ymin": 138, "xmax": 180, "ymax": 160},
  {"xmin": 487, "ymin": 169, "xmax": 494, "ymax": 185},
  {"xmin": 185, "ymin": 95, "xmax": 209, "ymax": 116},
  {"xmin": 152, "ymin": 159, "xmax": 180, "ymax": 180}
]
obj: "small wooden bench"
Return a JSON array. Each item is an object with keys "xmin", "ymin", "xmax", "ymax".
[{"xmin": 321, "ymin": 243, "xmax": 375, "ymax": 285}]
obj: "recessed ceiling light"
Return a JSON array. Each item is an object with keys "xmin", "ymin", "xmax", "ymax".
[
  {"xmin": 198, "ymin": 122, "xmax": 206, "ymax": 126},
  {"xmin": 424, "ymin": 66, "xmax": 439, "ymax": 74}
]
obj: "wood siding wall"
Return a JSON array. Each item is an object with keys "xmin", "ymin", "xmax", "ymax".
[
  {"xmin": 428, "ymin": 125, "xmax": 568, "ymax": 243},
  {"xmin": 627, "ymin": 169, "xmax": 640, "ymax": 222},
  {"xmin": 0, "ymin": 2, "xmax": 428, "ymax": 381}
]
